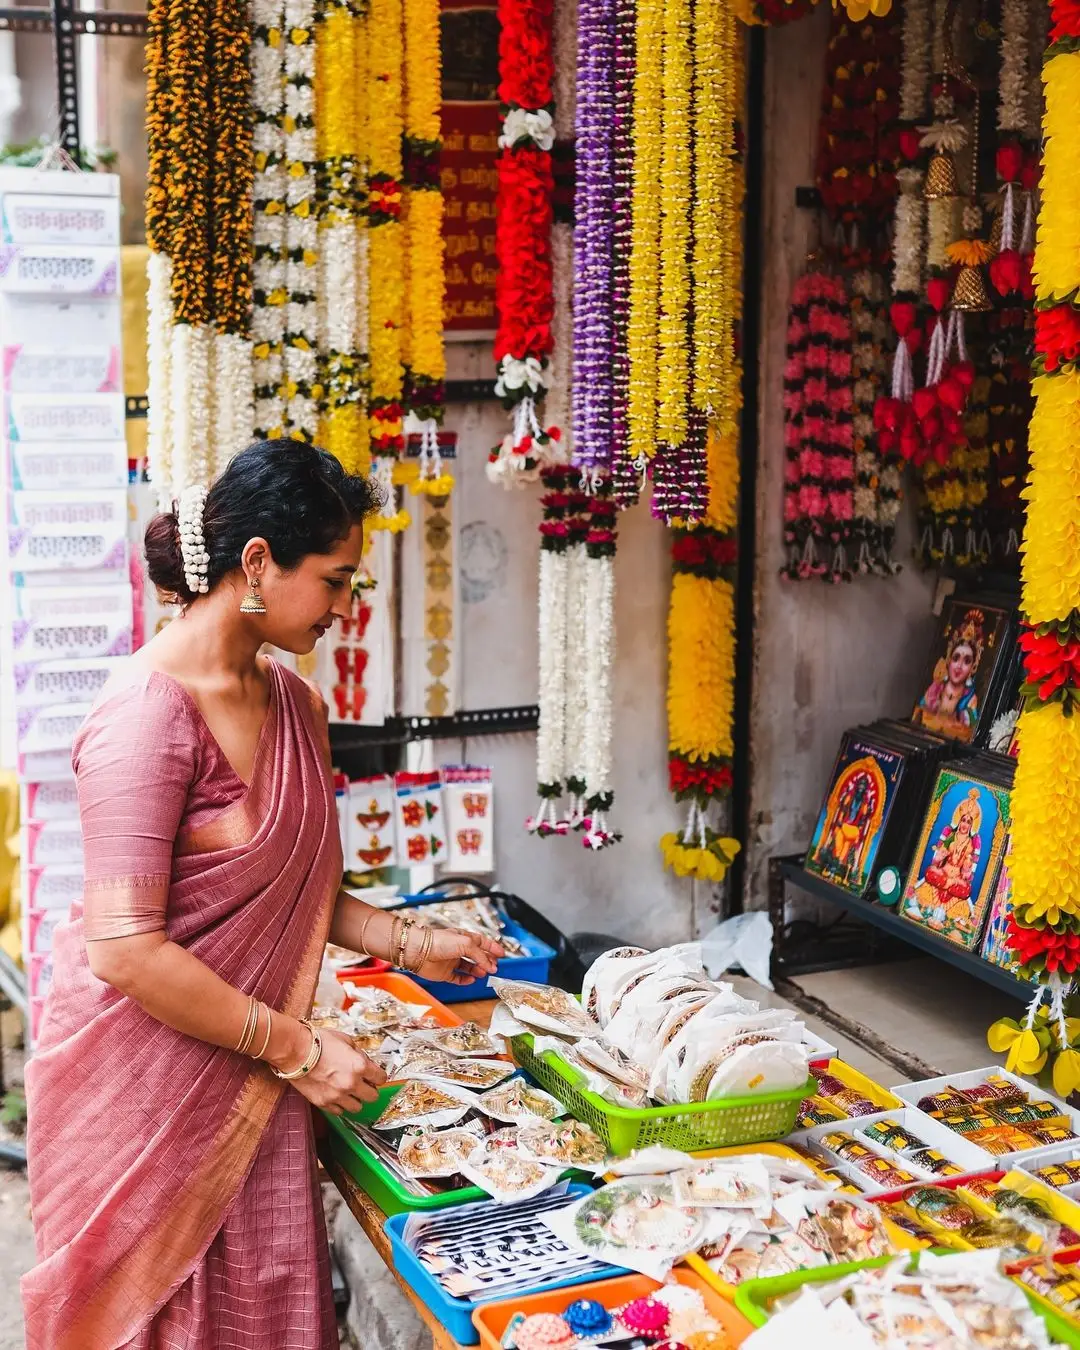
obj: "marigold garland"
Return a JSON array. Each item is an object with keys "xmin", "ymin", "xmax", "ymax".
[
  {"xmin": 988, "ymin": 0, "xmax": 1080, "ymax": 1078},
  {"xmin": 655, "ymin": 0, "xmax": 691, "ymax": 449}
]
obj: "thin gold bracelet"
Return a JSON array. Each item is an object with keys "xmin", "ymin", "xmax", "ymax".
[
  {"xmin": 358, "ymin": 910, "xmax": 376, "ymax": 957},
  {"xmin": 235, "ymin": 996, "xmax": 258, "ymax": 1054},
  {"xmin": 254, "ymin": 1005, "xmax": 273, "ymax": 1060},
  {"xmin": 272, "ymin": 1022, "xmax": 323, "ymax": 1080}
]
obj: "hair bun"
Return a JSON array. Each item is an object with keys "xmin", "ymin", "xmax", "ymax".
[{"xmin": 144, "ymin": 508, "xmax": 194, "ymax": 602}]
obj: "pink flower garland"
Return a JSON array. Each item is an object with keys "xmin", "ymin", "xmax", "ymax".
[{"xmin": 782, "ymin": 271, "xmax": 855, "ymax": 582}]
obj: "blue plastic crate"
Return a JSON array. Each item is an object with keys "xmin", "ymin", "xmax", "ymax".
[
  {"xmin": 384, "ymin": 1184, "xmax": 625, "ymax": 1345},
  {"xmin": 390, "ymin": 898, "xmax": 556, "ymax": 1002}
]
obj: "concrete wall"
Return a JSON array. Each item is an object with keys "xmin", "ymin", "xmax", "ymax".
[{"xmin": 744, "ymin": 12, "xmax": 939, "ymax": 910}]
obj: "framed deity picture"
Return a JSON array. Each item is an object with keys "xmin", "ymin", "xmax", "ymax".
[
  {"xmin": 805, "ymin": 734, "xmax": 907, "ymax": 895},
  {"xmin": 910, "ymin": 598, "xmax": 1013, "ymax": 744},
  {"xmin": 979, "ymin": 838, "xmax": 1030, "ymax": 980},
  {"xmin": 899, "ymin": 766, "xmax": 1010, "ymax": 951}
]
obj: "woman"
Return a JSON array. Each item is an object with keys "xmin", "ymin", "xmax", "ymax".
[{"xmin": 23, "ymin": 440, "xmax": 503, "ymax": 1350}]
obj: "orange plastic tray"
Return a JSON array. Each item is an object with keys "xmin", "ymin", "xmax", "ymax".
[
  {"xmin": 471, "ymin": 1268, "xmax": 753, "ymax": 1350},
  {"xmin": 340, "ymin": 970, "xmax": 463, "ymax": 1028}
]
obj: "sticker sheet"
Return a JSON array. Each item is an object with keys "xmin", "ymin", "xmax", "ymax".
[{"xmin": 442, "ymin": 765, "xmax": 494, "ymax": 872}]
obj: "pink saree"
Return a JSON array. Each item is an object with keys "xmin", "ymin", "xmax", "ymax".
[{"xmin": 23, "ymin": 658, "xmax": 342, "ymax": 1350}]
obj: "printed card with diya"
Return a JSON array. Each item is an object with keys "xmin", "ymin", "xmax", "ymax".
[
  {"xmin": 805, "ymin": 730, "xmax": 908, "ymax": 896},
  {"xmin": 900, "ymin": 763, "xmax": 1010, "ymax": 951}
]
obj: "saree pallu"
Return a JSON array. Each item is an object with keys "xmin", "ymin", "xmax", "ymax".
[{"xmin": 23, "ymin": 659, "xmax": 342, "ymax": 1350}]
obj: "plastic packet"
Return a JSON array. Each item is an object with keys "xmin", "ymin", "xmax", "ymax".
[
  {"xmin": 606, "ymin": 1147, "xmax": 697, "ymax": 1177},
  {"xmin": 410, "ymin": 1021, "xmax": 506, "ymax": 1058},
  {"xmin": 461, "ymin": 1129, "xmax": 563, "ymax": 1203},
  {"xmin": 774, "ymin": 1189, "xmax": 895, "ymax": 1264},
  {"xmin": 515, "ymin": 1119, "xmax": 609, "ymax": 1171},
  {"xmin": 372, "ymin": 1080, "xmax": 479, "ymax": 1130},
  {"xmin": 580, "ymin": 945, "xmax": 650, "ymax": 1023},
  {"xmin": 477, "ymin": 1078, "xmax": 565, "ymax": 1123},
  {"xmin": 415, "ymin": 1058, "xmax": 515, "ymax": 1091},
  {"xmin": 387, "ymin": 1043, "xmax": 458, "ymax": 1078},
  {"xmin": 670, "ymin": 1157, "xmax": 772, "ymax": 1211},
  {"xmin": 543, "ymin": 1177, "xmax": 705, "ymax": 1281},
  {"xmin": 397, "ymin": 1121, "xmax": 486, "ymax": 1178},
  {"xmin": 551, "ymin": 1041, "xmax": 650, "ymax": 1108},
  {"xmin": 341, "ymin": 986, "xmax": 431, "ymax": 1031},
  {"xmin": 489, "ymin": 977, "xmax": 600, "ymax": 1038}
]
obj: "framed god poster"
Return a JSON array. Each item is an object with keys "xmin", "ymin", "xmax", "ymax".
[
  {"xmin": 805, "ymin": 734, "xmax": 906, "ymax": 895},
  {"xmin": 911, "ymin": 599, "xmax": 1012, "ymax": 744},
  {"xmin": 900, "ymin": 767, "xmax": 1010, "ymax": 951},
  {"xmin": 979, "ymin": 838, "xmax": 1030, "ymax": 980}
]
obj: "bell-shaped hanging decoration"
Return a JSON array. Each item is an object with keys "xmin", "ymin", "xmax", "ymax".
[
  {"xmin": 988, "ymin": 209, "xmax": 1003, "ymax": 255},
  {"xmin": 952, "ymin": 263, "xmax": 992, "ymax": 312},
  {"xmin": 924, "ymin": 150, "xmax": 958, "ymax": 201}
]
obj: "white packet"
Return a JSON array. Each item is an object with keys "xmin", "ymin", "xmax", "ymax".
[
  {"xmin": 580, "ymin": 945, "xmax": 650, "ymax": 1023},
  {"xmin": 372, "ymin": 1080, "xmax": 480, "ymax": 1130},
  {"xmin": 461, "ymin": 1130, "xmax": 564, "ymax": 1203},
  {"xmin": 606, "ymin": 1147, "xmax": 697, "ymax": 1177},
  {"xmin": 515, "ymin": 1119, "xmax": 609, "ymax": 1173},
  {"xmin": 671, "ymin": 1157, "xmax": 773, "ymax": 1210},
  {"xmin": 413, "ymin": 1058, "xmax": 516, "ymax": 1091},
  {"xmin": 703, "ymin": 1039, "xmax": 811, "ymax": 1100},
  {"xmin": 410, "ymin": 1021, "xmax": 506, "ymax": 1058},
  {"xmin": 478, "ymin": 1078, "xmax": 566, "ymax": 1123},
  {"xmin": 397, "ymin": 1122, "xmax": 486, "ymax": 1178},
  {"xmin": 489, "ymin": 977, "xmax": 600, "ymax": 1038}
]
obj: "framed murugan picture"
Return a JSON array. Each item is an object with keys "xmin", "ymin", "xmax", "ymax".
[
  {"xmin": 900, "ymin": 766, "xmax": 1010, "ymax": 951},
  {"xmin": 805, "ymin": 734, "xmax": 906, "ymax": 895},
  {"xmin": 911, "ymin": 599, "xmax": 1012, "ymax": 744}
]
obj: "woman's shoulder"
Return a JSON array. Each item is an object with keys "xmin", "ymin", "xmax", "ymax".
[
  {"xmin": 74, "ymin": 657, "xmax": 200, "ymax": 759},
  {"xmin": 270, "ymin": 658, "xmax": 329, "ymax": 722}
]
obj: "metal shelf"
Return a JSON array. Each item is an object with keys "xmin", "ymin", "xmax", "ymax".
[
  {"xmin": 773, "ymin": 856, "xmax": 1031, "ymax": 1001},
  {"xmin": 329, "ymin": 705, "xmax": 538, "ymax": 749}
]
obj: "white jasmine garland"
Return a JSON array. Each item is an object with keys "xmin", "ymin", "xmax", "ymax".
[
  {"xmin": 251, "ymin": 0, "xmax": 287, "ymax": 439},
  {"xmin": 581, "ymin": 549, "xmax": 617, "ymax": 849},
  {"xmin": 998, "ymin": 0, "xmax": 1030, "ymax": 135},
  {"xmin": 1025, "ymin": 1, "xmax": 1048, "ymax": 138},
  {"xmin": 178, "ymin": 484, "xmax": 210, "ymax": 595},
  {"xmin": 893, "ymin": 171, "xmax": 925, "ymax": 294},
  {"xmin": 499, "ymin": 108, "xmax": 556, "ymax": 152},
  {"xmin": 495, "ymin": 354, "xmax": 547, "ymax": 397},
  {"xmin": 323, "ymin": 222, "xmax": 358, "ymax": 355},
  {"xmin": 170, "ymin": 323, "xmax": 212, "ymax": 491},
  {"xmin": 562, "ymin": 537, "xmax": 588, "ymax": 821},
  {"xmin": 146, "ymin": 250, "xmax": 174, "ymax": 507},
  {"xmin": 528, "ymin": 546, "xmax": 570, "ymax": 834},
  {"xmin": 211, "ymin": 333, "xmax": 255, "ymax": 469},
  {"xmin": 356, "ymin": 228, "xmax": 370, "ymax": 358}
]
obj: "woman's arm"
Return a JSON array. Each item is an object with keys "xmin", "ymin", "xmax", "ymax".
[
  {"xmin": 329, "ymin": 891, "xmax": 504, "ymax": 985},
  {"xmin": 87, "ymin": 933, "xmax": 386, "ymax": 1113}
]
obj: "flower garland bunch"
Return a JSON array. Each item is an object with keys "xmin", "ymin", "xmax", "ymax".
[
  {"xmin": 315, "ymin": 0, "xmax": 370, "ymax": 477},
  {"xmin": 849, "ymin": 270, "xmax": 898, "ymax": 574},
  {"xmin": 985, "ymin": 0, "xmax": 1080, "ymax": 1082},
  {"xmin": 781, "ymin": 271, "xmax": 855, "ymax": 582},
  {"xmin": 608, "ymin": 0, "xmax": 639, "ymax": 507},
  {"xmin": 282, "ymin": 0, "xmax": 320, "ymax": 440},
  {"xmin": 402, "ymin": 0, "xmax": 448, "ymax": 495},
  {"xmin": 579, "ymin": 482, "xmax": 620, "ymax": 849},
  {"xmin": 488, "ymin": 0, "xmax": 560, "ymax": 488},
  {"xmin": 661, "ymin": 425, "xmax": 740, "ymax": 882},
  {"xmin": 250, "ymin": 0, "xmax": 289, "ymax": 446}
]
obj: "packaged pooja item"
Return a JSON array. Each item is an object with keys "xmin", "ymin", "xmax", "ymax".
[
  {"xmin": 670, "ymin": 1158, "xmax": 772, "ymax": 1211},
  {"xmin": 372, "ymin": 1081, "xmax": 478, "ymax": 1130},
  {"xmin": 397, "ymin": 1124, "xmax": 486, "ymax": 1178},
  {"xmin": 544, "ymin": 1178, "xmax": 706, "ymax": 1280},
  {"xmin": 516, "ymin": 1119, "xmax": 608, "ymax": 1171},
  {"xmin": 773, "ymin": 1190, "xmax": 895, "ymax": 1265},
  {"xmin": 415, "ymin": 1058, "xmax": 515, "ymax": 1091},
  {"xmin": 478, "ymin": 1078, "xmax": 565, "ymax": 1123},
  {"xmin": 490, "ymin": 978, "xmax": 601, "ymax": 1038},
  {"xmin": 462, "ymin": 1130, "xmax": 563, "ymax": 1203},
  {"xmin": 412, "ymin": 1021, "xmax": 505, "ymax": 1058},
  {"xmin": 340, "ymin": 986, "xmax": 431, "ymax": 1032}
]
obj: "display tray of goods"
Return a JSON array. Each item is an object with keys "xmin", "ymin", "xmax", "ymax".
[
  {"xmin": 471, "ymin": 1267, "xmax": 754, "ymax": 1350},
  {"xmin": 494, "ymin": 943, "xmax": 816, "ymax": 1153},
  {"xmin": 336, "ymin": 971, "xmax": 465, "ymax": 1031},
  {"xmin": 356, "ymin": 894, "xmax": 557, "ymax": 1002},
  {"xmin": 384, "ymin": 1181, "xmax": 629, "ymax": 1345},
  {"xmin": 733, "ymin": 1248, "xmax": 1080, "ymax": 1349}
]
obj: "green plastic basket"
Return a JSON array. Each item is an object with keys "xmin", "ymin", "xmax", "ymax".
[
  {"xmin": 734, "ymin": 1253, "xmax": 1080, "ymax": 1347},
  {"xmin": 323, "ymin": 1085, "xmax": 489, "ymax": 1217},
  {"xmin": 510, "ymin": 1033, "xmax": 813, "ymax": 1156}
]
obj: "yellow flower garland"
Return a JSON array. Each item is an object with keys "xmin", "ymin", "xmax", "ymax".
[
  {"xmin": 667, "ymin": 570, "xmax": 736, "ymax": 764},
  {"xmin": 655, "ymin": 0, "xmax": 691, "ymax": 446},
  {"xmin": 626, "ymin": 0, "xmax": 663, "ymax": 461},
  {"xmin": 1010, "ymin": 704, "xmax": 1080, "ymax": 930},
  {"xmin": 1035, "ymin": 51, "xmax": 1080, "ymax": 305},
  {"xmin": 1021, "ymin": 372, "xmax": 1080, "ymax": 620}
]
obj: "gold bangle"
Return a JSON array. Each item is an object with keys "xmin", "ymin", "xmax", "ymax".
[
  {"xmin": 235, "ymin": 995, "xmax": 258, "ymax": 1054},
  {"xmin": 411, "ymin": 926, "xmax": 433, "ymax": 973},
  {"xmin": 358, "ymin": 910, "xmax": 377, "ymax": 957},
  {"xmin": 272, "ymin": 1022, "xmax": 323, "ymax": 1080},
  {"xmin": 388, "ymin": 916, "xmax": 401, "ymax": 967},
  {"xmin": 397, "ymin": 916, "xmax": 415, "ymax": 969},
  {"xmin": 254, "ymin": 1005, "xmax": 273, "ymax": 1060}
]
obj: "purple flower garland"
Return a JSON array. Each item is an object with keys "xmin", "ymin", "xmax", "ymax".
[
  {"xmin": 610, "ymin": 0, "xmax": 639, "ymax": 506},
  {"xmin": 572, "ymin": 0, "xmax": 615, "ymax": 474}
]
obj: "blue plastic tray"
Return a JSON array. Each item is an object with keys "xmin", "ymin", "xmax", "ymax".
[
  {"xmin": 385, "ymin": 1184, "xmax": 625, "ymax": 1345},
  {"xmin": 390, "ymin": 899, "xmax": 556, "ymax": 1003}
]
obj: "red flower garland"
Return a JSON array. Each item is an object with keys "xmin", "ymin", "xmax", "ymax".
[
  {"xmin": 493, "ymin": 148, "xmax": 555, "ymax": 365},
  {"xmin": 1006, "ymin": 914, "xmax": 1080, "ymax": 975},
  {"xmin": 1020, "ymin": 619, "xmax": 1080, "ymax": 704}
]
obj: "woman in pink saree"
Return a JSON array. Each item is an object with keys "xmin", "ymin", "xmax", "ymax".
[{"xmin": 23, "ymin": 441, "xmax": 502, "ymax": 1349}]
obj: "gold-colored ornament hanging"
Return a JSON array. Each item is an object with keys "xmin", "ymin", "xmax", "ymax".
[
  {"xmin": 924, "ymin": 151, "xmax": 959, "ymax": 201},
  {"xmin": 952, "ymin": 263, "xmax": 992, "ymax": 312}
]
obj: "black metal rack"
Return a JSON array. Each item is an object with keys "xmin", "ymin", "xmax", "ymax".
[
  {"xmin": 769, "ymin": 853, "xmax": 1031, "ymax": 1001},
  {"xmin": 329, "ymin": 704, "xmax": 538, "ymax": 750}
]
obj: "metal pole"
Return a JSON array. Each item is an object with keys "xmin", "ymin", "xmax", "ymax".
[{"xmin": 52, "ymin": 0, "xmax": 80, "ymax": 155}]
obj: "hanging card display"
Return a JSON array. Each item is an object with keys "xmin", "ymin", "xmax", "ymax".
[
  {"xmin": 347, "ymin": 776, "xmax": 397, "ymax": 874},
  {"xmin": 7, "ymin": 439, "xmax": 128, "ymax": 491},
  {"xmin": 7, "ymin": 392, "xmax": 126, "ymax": 442},
  {"xmin": 24, "ymin": 819, "xmax": 83, "ymax": 867},
  {"xmin": 318, "ymin": 531, "xmax": 394, "ymax": 725},
  {"xmin": 899, "ymin": 763, "xmax": 1011, "ymax": 951},
  {"xmin": 25, "ymin": 863, "xmax": 82, "ymax": 912},
  {"xmin": 24, "ymin": 780, "xmax": 78, "ymax": 821},
  {"xmin": 0, "ymin": 244, "xmax": 119, "ymax": 297},
  {"xmin": 394, "ymin": 771, "xmax": 447, "ymax": 867},
  {"xmin": 18, "ymin": 703, "xmax": 93, "ymax": 754},
  {"xmin": 442, "ymin": 765, "xmax": 494, "ymax": 872},
  {"xmin": 12, "ymin": 657, "xmax": 119, "ymax": 709},
  {"xmin": 0, "ymin": 193, "xmax": 120, "ymax": 248}
]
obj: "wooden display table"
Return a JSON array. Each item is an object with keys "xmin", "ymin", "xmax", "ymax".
[{"xmin": 321, "ymin": 997, "xmax": 495, "ymax": 1350}]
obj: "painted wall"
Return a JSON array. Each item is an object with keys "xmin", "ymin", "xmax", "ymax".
[{"xmin": 745, "ymin": 11, "xmax": 939, "ymax": 911}]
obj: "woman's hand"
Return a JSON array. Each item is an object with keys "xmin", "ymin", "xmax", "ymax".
[
  {"xmin": 285, "ymin": 1027, "xmax": 387, "ymax": 1116},
  {"xmin": 415, "ymin": 926, "xmax": 504, "ymax": 985}
]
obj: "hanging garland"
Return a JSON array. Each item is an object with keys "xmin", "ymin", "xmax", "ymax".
[
  {"xmin": 781, "ymin": 271, "xmax": 855, "ymax": 582},
  {"xmin": 580, "ymin": 484, "xmax": 619, "ymax": 849},
  {"xmin": 608, "ymin": 0, "xmax": 639, "ymax": 507},
  {"xmin": 849, "ymin": 269, "xmax": 897, "ymax": 574},
  {"xmin": 315, "ymin": 0, "xmax": 370, "ymax": 477},
  {"xmin": 282, "ymin": 0, "xmax": 320, "ymax": 439},
  {"xmin": 402, "ymin": 0, "xmax": 449, "ymax": 495},
  {"xmin": 487, "ymin": 0, "xmax": 560, "ymax": 487},
  {"xmin": 987, "ymin": 0, "xmax": 1080, "ymax": 1095}
]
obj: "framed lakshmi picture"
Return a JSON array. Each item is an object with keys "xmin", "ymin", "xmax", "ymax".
[
  {"xmin": 979, "ymin": 839, "xmax": 1030, "ymax": 981},
  {"xmin": 910, "ymin": 598, "xmax": 1012, "ymax": 744},
  {"xmin": 805, "ymin": 734, "xmax": 907, "ymax": 895},
  {"xmin": 899, "ymin": 766, "xmax": 1010, "ymax": 951}
]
